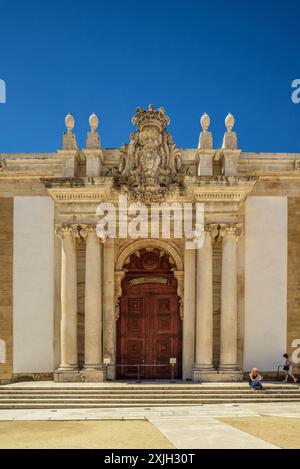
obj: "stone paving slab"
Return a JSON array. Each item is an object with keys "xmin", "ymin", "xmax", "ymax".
[
  {"xmin": 3, "ymin": 401, "xmax": 300, "ymax": 421},
  {"xmin": 0, "ymin": 404, "xmax": 257, "ymax": 421},
  {"xmin": 245, "ymin": 402, "xmax": 300, "ymax": 418},
  {"xmin": 148, "ymin": 417, "xmax": 279, "ymax": 449}
]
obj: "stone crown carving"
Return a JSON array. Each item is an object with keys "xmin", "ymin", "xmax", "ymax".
[{"xmin": 112, "ymin": 104, "xmax": 186, "ymax": 202}]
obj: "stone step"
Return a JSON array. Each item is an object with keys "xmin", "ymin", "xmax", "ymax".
[
  {"xmin": 1, "ymin": 398, "xmax": 300, "ymax": 409},
  {"xmin": 0, "ymin": 392, "xmax": 300, "ymax": 400},
  {"xmin": 0, "ymin": 386, "xmax": 299, "ymax": 393},
  {"xmin": 1, "ymin": 395, "xmax": 300, "ymax": 403},
  {"xmin": 1, "ymin": 384, "xmax": 297, "ymax": 391}
]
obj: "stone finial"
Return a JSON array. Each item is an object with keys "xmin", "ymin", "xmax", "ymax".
[
  {"xmin": 86, "ymin": 112, "xmax": 101, "ymax": 149},
  {"xmin": 222, "ymin": 113, "xmax": 237, "ymax": 150},
  {"xmin": 89, "ymin": 113, "xmax": 99, "ymax": 132},
  {"xmin": 65, "ymin": 113, "xmax": 75, "ymax": 133},
  {"xmin": 62, "ymin": 113, "xmax": 78, "ymax": 150},
  {"xmin": 225, "ymin": 113, "xmax": 235, "ymax": 132},
  {"xmin": 198, "ymin": 113, "xmax": 213, "ymax": 149},
  {"xmin": 201, "ymin": 113, "xmax": 210, "ymax": 131}
]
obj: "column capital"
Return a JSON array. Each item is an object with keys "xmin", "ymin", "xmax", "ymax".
[
  {"xmin": 79, "ymin": 224, "xmax": 97, "ymax": 240},
  {"xmin": 219, "ymin": 223, "xmax": 242, "ymax": 239},
  {"xmin": 205, "ymin": 223, "xmax": 219, "ymax": 239},
  {"xmin": 55, "ymin": 224, "xmax": 80, "ymax": 239}
]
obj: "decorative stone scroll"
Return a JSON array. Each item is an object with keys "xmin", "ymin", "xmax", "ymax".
[
  {"xmin": 79, "ymin": 224, "xmax": 97, "ymax": 239},
  {"xmin": 174, "ymin": 270, "xmax": 184, "ymax": 320},
  {"xmin": 207, "ymin": 223, "xmax": 219, "ymax": 240},
  {"xmin": 114, "ymin": 271, "xmax": 125, "ymax": 320}
]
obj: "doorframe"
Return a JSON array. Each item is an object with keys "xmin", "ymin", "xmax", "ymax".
[{"xmin": 113, "ymin": 240, "xmax": 184, "ymax": 379}]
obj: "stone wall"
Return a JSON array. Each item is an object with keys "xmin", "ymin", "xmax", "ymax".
[
  {"xmin": 0, "ymin": 198, "xmax": 13, "ymax": 382},
  {"xmin": 287, "ymin": 197, "xmax": 300, "ymax": 373}
]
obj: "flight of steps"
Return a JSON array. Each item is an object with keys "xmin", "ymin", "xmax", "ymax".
[{"xmin": 0, "ymin": 383, "xmax": 300, "ymax": 409}]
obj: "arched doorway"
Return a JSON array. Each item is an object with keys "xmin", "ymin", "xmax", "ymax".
[{"xmin": 116, "ymin": 248, "xmax": 182, "ymax": 380}]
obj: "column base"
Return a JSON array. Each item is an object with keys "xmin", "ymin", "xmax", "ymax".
[
  {"xmin": 54, "ymin": 369, "xmax": 81, "ymax": 383},
  {"xmin": 80, "ymin": 369, "xmax": 104, "ymax": 382},
  {"xmin": 193, "ymin": 369, "xmax": 243, "ymax": 382},
  {"xmin": 218, "ymin": 364, "xmax": 239, "ymax": 371},
  {"xmin": 194, "ymin": 364, "xmax": 215, "ymax": 371}
]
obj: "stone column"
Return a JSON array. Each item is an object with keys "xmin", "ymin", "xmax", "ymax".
[
  {"xmin": 182, "ymin": 246, "xmax": 195, "ymax": 380},
  {"xmin": 103, "ymin": 238, "xmax": 115, "ymax": 379},
  {"xmin": 219, "ymin": 224, "xmax": 241, "ymax": 371},
  {"xmin": 80, "ymin": 225, "xmax": 103, "ymax": 381},
  {"xmin": 54, "ymin": 225, "xmax": 79, "ymax": 381},
  {"xmin": 194, "ymin": 225, "xmax": 218, "ymax": 376}
]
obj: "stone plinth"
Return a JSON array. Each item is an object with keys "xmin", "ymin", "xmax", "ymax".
[
  {"xmin": 80, "ymin": 369, "xmax": 104, "ymax": 382},
  {"xmin": 193, "ymin": 370, "xmax": 243, "ymax": 382},
  {"xmin": 54, "ymin": 370, "xmax": 81, "ymax": 383}
]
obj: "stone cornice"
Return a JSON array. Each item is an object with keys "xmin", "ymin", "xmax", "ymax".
[
  {"xmin": 186, "ymin": 176, "xmax": 257, "ymax": 202},
  {"xmin": 44, "ymin": 177, "xmax": 113, "ymax": 203}
]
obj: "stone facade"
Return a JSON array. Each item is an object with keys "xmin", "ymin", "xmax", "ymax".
[{"xmin": 0, "ymin": 105, "xmax": 300, "ymax": 383}]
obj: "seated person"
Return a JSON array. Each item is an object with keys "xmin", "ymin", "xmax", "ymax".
[{"xmin": 249, "ymin": 367, "xmax": 263, "ymax": 391}]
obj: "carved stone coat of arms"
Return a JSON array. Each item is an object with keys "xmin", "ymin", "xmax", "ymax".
[{"xmin": 113, "ymin": 105, "xmax": 186, "ymax": 202}]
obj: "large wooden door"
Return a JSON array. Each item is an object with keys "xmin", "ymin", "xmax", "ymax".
[{"xmin": 116, "ymin": 249, "xmax": 182, "ymax": 380}]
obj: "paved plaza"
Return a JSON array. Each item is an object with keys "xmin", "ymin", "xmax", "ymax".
[{"xmin": 1, "ymin": 401, "xmax": 300, "ymax": 448}]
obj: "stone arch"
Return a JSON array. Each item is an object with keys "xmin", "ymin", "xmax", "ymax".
[{"xmin": 116, "ymin": 239, "xmax": 183, "ymax": 271}]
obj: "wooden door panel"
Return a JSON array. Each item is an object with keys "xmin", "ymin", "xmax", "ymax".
[
  {"xmin": 152, "ymin": 294, "xmax": 181, "ymax": 378},
  {"xmin": 117, "ymin": 280, "xmax": 182, "ymax": 379}
]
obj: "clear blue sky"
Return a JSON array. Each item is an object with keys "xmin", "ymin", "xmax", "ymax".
[{"xmin": 0, "ymin": 0, "xmax": 299, "ymax": 153}]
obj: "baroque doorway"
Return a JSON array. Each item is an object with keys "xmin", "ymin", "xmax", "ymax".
[{"xmin": 116, "ymin": 248, "xmax": 182, "ymax": 380}]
